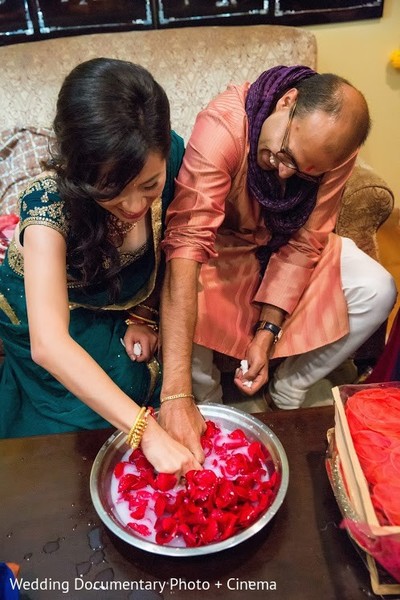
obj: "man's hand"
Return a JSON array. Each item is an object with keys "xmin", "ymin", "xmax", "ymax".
[
  {"xmin": 158, "ymin": 397, "xmax": 206, "ymax": 464},
  {"xmin": 123, "ymin": 323, "xmax": 158, "ymax": 362},
  {"xmin": 234, "ymin": 339, "xmax": 270, "ymax": 395},
  {"xmin": 235, "ymin": 304, "xmax": 286, "ymax": 394}
]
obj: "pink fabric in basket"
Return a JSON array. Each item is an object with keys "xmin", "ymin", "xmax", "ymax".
[
  {"xmin": 343, "ymin": 386, "xmax": 400, "ymax": 582},
  {"xmin": 345, "ymin": 387, "xmax": 400, "ymax": 526},
  {"xmin": 343, "ymin": 518, "xmax": 400, "ymax": 583}
]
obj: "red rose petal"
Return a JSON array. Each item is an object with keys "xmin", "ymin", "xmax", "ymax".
[
  {"xmin": 199, "ymin": 518, "xmax": 220, "ymax": 544},
  {"xmin": 201, "ymin": 437, "xmax": 214, "ymax": 456},
  {"xmin": 118, "ymin": 473, "xmax": 147, "ymax": 493},
  {"xmin": 228, "ymin": 428, "xmax": 248, "ymax": 442},
  {"xmin": 215, "ymin": 479, "xmax": 237, "ymax": 509},
  {"xmin": 154, "ymin": 473, "xmax": 177, "ymax": 492},
  {"xmin": 154, "ymin": 494, "xmax": 168, "ymax": 517},
  {"xmin": 129, "ymin": 448, "xmax": 152, "ymax": 470},
  {"xmin": 113, "ymin": 461, "xmax": 128, "ymax": 479},
  {"xmin": 203, "ymin": 420, "xmax": 221, "ymax": 438},
  {"xmin": 187, "ymin": 469, "xmax": 218, "ymax": 489},
  {"xmin": 238, "ymin": 504, "xmax": 259, "ymax": 527},
  {"xmin": 178, "ymin": 523, "xmax": 200, "ymax": 547},
  {"xmin": 218, "ymin": 513, "xmax": 238, "ymax": 541},
  {"xmin": 257, "ymin": 489, "xmax": 273, "ymax": 513},
  {"xmin": 248, "ymin": 441, "xmax": 268, "ymax": 464},
  {"xmin": 218, "ymin": 430, "xmax": 248, "ymax": 450},
  {"xmin": 130, "ymin": 504, "xmax": 147, "ymax": 520},
  {"xmin": 128, "ymin": 522, "xmax": 151, "ymax": 536},
  {"xmin": 225, "ymin": 454, "xmax": 250, "ymax": 475},
  {"xmin": 155, "ymin": 517, "xmax": 179, "ymax": 545}
]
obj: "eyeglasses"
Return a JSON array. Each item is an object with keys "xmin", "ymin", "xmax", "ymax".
[{"xmin": 273, "ymin": 100, "xmax": 322, "ymax": 183}]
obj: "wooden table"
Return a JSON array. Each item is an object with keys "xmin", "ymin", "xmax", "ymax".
[{"xmin": 0, "ymin": 407, "xmax": 379, "ymax": 600}]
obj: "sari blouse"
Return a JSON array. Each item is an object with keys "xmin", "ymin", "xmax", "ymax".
[{"xmin": 10, "ymin": 176, "xmax": 159, "ymax": 311}]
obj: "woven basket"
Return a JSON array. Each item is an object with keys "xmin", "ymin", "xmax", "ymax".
[{"xmin": 326, "ymin": 383, "xmax": 400, "ymax": 595}]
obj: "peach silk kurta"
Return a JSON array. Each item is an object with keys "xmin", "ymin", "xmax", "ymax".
[{"xmin": 162, "ymin": 83, "xmax": 358, "ymax": 360}]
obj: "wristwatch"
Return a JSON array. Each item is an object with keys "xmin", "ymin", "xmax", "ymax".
[{"xmin": 255, "ymin": 321, "xmax": 283, "ymax": 344}]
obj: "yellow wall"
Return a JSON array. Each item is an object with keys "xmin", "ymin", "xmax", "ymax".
[{"xmin": 305, "ymin": 0, "xmax": 400, "ymax": 206}]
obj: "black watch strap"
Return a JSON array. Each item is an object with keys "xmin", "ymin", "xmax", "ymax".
[{"xmin": 255, "ymin": 321, "xmax": 283, "ymax": 343}]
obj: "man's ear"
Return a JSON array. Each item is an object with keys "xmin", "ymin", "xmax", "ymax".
[{"xmin": 275, "ymin": 88, "xmax": 298, "ymax": 111}]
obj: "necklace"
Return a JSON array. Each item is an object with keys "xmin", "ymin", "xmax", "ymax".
[{"xmin": 108, "ymin": 214, "xmax": 136, "ymax": 245}]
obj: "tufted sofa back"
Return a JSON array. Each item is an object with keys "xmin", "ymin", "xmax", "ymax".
[{"xmin": 0, "ymin": 25, "xmax": 317, "ymax": 143}]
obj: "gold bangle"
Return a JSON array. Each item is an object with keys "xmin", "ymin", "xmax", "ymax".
[
  {"xmin": 126, "ymin": 407, "xmax": 151, "ymax": 449},
  {"xmin": 127, "ymin": 406, "xmax": 146, "ymax": 445},
  {"xmin": 137, "ymin": 303, "xmax": 159, "ymax": 316},
  {"xmin": 127, "ymin": 313, "xmax": 157, "ymax": 325},
  {"xmin": 125, "ymin": 317, "xmax": 158, "ymax": 332},
  {"xmin": 160, "ymin": 393, "xmax": 195, "ymax": 404}
]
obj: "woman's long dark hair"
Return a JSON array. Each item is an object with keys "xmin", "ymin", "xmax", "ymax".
[{"xmin": 47, "ymin": 58, "xmax": 171, "ymax": 301}]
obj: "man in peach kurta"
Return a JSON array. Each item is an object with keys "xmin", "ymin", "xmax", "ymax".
[{"xmin": 159, "ymin": 66, "xmax": 396, "ymax": 462}]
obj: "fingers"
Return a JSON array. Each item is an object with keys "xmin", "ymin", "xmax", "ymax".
[
  {"xmin": 235, "ymin": 360, "xmax": 254, "ymax": 391},
  {"xmin": 158, "ymin": 398, "xmax": 206, "ymax": 465},
  {"xmin": 125, "ymin": 340, "xmax": 144, "ymax": 361},
  {"xmin": 188, "ymin": 440, "xmax": 205, "ymax": 465},
  {"xmin": 234, "ymin": 361, "xmax": 268, "ymax": 395},
  {"xmin": 246, "ymin": 361, "xmax": 265, "ymax": 380},
  {"xmin": 234, "ymin": 375, "xmax": 256, "ymax": 396},
  {"xmin": 235, "ymin": 376, "xmax": 265, "ymax": 396},
  {"xmin": 123, "ymin": 336, "xmax": 158, "ymax": 362},
  {"xmin": 181, "ymin": 452, "xmax": 203, "ymax": 476},
  {"xmin": 173, "ymin": 444, "xmax": 204, "ymax": 480},
  {"xmin": 133, "ymin": 340, "xmax": 151, "ymax": 362}
]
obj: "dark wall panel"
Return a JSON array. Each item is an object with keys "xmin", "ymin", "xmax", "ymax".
[
  {"xmin": 0, "ymin": 0, "xmax": 34, "ymax": 42},
  {"xmin": 35, "ymin": 0, "xmax": 152, "ymax": 35},
  {"xmin": 0, "ymin": 0, "xmax": 385, "ymax": 46}
]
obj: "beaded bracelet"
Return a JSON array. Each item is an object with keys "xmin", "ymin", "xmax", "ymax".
[
  {"xmin": 126, "ymin": 407, "xmax": 153, "ymax": 449},
  {"xmin": 160, "ymin": 393, "xmax": 195, "ymax": 404}
]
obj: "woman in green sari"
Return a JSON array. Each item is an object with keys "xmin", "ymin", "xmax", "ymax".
[{"xmin": 0, "ymin": 58, "xmax": 201, "ymax": 477}]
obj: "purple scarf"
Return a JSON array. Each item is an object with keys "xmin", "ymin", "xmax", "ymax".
[{"xmin": 245, "ymin": 65, "xmax": 318, "ymax": 267}]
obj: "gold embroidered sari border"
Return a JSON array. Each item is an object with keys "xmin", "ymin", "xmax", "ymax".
[
  {"xmin": 7, "ymin": 240, "xmax": 24, "ymax": 278},
  {"xmin": 19, "ymin": 219, "xmax": 67, "ymax": 240},
  {"xmin": 0, "ymin": 292, "xmax": 20, "ymax": 325}
]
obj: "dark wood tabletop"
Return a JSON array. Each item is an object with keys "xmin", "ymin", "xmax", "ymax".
[{"xmin": 0, "ymin": 406, "xmax": 379, "ymax": 600}]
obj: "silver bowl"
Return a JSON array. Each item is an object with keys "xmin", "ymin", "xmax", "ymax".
[{"xmin": 90, "ymin": 404, "xmax": 289, "ymax": 556}]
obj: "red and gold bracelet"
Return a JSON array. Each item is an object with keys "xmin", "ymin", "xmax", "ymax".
[{"xmin": 125, "ymin": 313, "xmax": 158, "ymax": 332}]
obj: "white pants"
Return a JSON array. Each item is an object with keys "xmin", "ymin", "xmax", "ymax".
[{"xmin": 191, "ymin": 238, "xmax": 397, "ymax": 408}]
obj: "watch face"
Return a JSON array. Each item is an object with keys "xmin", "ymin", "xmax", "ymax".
[
  {"xmin": 264, "ymin": 322, "xmax": 280, "ymax": 334},
  {"xmin": 255, "ymin": 321, "xmax": 282, "ymax": 342}
]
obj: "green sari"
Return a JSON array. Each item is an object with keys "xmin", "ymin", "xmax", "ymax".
[{"xmin": 0, "ymin": 131, "xmax": 184, "ymax": 438}]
